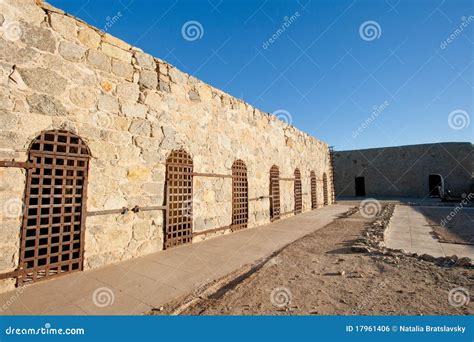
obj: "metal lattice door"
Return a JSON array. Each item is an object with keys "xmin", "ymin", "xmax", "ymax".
[
  {"xmin": 310, "ymin": 171, "xmax": 317, "ymax": 209},
  {"xmin": 18, "ymin": 130, "xmax": 90, "ymax": 285},
  {"xmin": 323, "ymin": 173, "xmax": 328, "ymax": 205},
  {"xmin": 294, "ymin": 168, "xmax": 302, "ymax": 214},
  {"xmin": 165, "ymin": 149, "xmax": 193, "ymax": 249},
  {"xmin": 231, "ymin": 160, "xmax": 248, "ymax": 231},
  {"xmin": 269, "ymin": 165, "xmax": 280, "ymax": 221}
]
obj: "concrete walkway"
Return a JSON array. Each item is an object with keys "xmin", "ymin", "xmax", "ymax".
[
  {"xmin": 0, "ymin": 204, "xmax": 350, "ymax": 315},
  {"xmin": 385, "ymin": 205, "xmax": 474, "ymax": 259}
]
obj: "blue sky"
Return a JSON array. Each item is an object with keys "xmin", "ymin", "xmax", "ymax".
[{"xmin": 49, "ymin": 0, "xmax": 473, "ymax": 150}]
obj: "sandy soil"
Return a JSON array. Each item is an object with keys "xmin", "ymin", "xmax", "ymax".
[{"xmin": 153, "ymin": 207, "xmax": 473, "ymax": 315}]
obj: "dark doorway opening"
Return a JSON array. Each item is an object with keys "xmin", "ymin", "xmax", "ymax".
[
  {"xmin": 355, "ymin": 176, "xmax": 366, "ymax": 197},
  {"xmin": 428, "ymin": 174, "xmax": 442, "ymax": 197}
]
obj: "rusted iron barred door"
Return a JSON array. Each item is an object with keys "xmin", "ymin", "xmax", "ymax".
[
  {"xmin": 269, "ymin": 165, "xmax": 280, "ymax": 221},
  {"xmin": 165, "ymin": 149, "xmax": 193, "ymax": 249},
  {"xmin": 310, "ymin": 171, "xmax": 317, "ymax": 209},
  {"xmin": 18, "ymin": 130, "xmax": 90, "ymax": 285},
  {"xmin": 231, "ymin": 160, "xmax": 248, "ymax": 231},
  {"xmin": 294, "ymin": 168, "xmax": 302, "ymax": 214},
  {"xmin": 323, "ymin": 172, "xmax": 328, "ymax": 205}
]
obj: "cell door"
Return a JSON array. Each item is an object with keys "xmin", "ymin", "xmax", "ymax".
[
  {"xmin": 231, "ymin": 160, "xmax": 248, "ymax": 231},
  {"xmin": 18, "ymin": 130, "xmax": 90, "ymax": 285},
  {"xmin": 294, "ymin": 168, "xmax": 302, "ymax": 214},
  {"xmin": 165, "ymin": 149, "xmax": 193, "ymax": 249},
  {"xmin": 323, "ymin": 173, "xmax": 328, "ymax": 205},
  {"xmin": 270, "ymin": 165, "xmax": 280, "ymax": 221},
  {"xmin": 310, "ymin": 171, "xmax": 317, "ymax": 209}
]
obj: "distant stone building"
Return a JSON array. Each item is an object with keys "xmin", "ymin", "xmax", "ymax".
[
  {"xmin": 334, "ymin": 142, "xmax": 473, "ymax": 199},
  {"xmin": 0, "ymin": 1, "xmax": 334, "ymax": 292}
]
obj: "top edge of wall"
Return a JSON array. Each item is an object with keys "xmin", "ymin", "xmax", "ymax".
[
  {"xmin": 335, "ymin": 142, "xmax": 473, "ymax": 154},
  {"xmin": 28, "ymin": 0, "xmax": 329, "ymax": 149}
]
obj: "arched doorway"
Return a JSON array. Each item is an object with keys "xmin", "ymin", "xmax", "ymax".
[
  {"xmin": 18, "ymin": 130, "xmax": 90, "ymax": 285},
  {"xmin": 294, "ymin": 168, "xmax": 302, "ymax": 214},
  {"xmin": 323, "ymin": 172, "xmax": 328, "ymax": 206},
  {"xmin": 231, "ymin": 160, "xmax": 248, "ymax": 231},
  {"xmin": 165, "ymin": 149, "xmax": 193, "ymax": 249},
  {"xmin": 269, "ymin": 165, "xmax": 280, "ymax": 221},
  {"xmin": 310, "ymin": 170, "xmax": 317, "ymax": 209}
]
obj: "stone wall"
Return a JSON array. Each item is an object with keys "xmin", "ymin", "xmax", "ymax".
[
  {"xmin": 0, "ymin": 0, "xmax": 333, "ymax": 292},
  {"xmin": 334, "ymin": 142, "xmax": 473, "ymax": 198}
]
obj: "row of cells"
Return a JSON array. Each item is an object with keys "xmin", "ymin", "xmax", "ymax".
[{"xmin": 15, "ymin": 130, "xmax": 329, "ymax": 286}]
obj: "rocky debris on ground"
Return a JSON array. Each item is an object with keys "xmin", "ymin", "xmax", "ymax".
[
  {"xmin": 351, "ymin": 203, "xmax": 473, "ymax": 269},
  {"xmin": 338, "ymin": 206, "xmax": 359, "ymax": 218}
]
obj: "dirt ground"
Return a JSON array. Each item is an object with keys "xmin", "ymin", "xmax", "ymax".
[{"xmin": 153, "ymin": 207, "xmax": 473, "ymax": 315}]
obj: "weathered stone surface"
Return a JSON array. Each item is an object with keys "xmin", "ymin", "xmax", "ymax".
[
  {"xmin": 103, "ymin": 33, "xmax": 131, "ymax": 50},
  {"xmin": 100, "ymin": 80, "xmax": 114, "ymax": 93},
  {"xmin": 116, "ymin": 82, "xmax": 139, "ymax": 101},
  {"xmin": 159, "ymin": 81, "xmax": 171, "ymax": 93},
  {"xmin": 188, "ymin": 89, "xmax": 200, "ymax": 102},
  {"xmin": 86, "ymin": 49, "xmax": 111, "ymax": 72},
  {"xmin": 97, "ymin": 94, "xmax": 119, "ymax": 113},
  {"xmin": 112, "ymin": 59, "xmax": 134, "ymax": 80},
  {"xmin": 127, "ymin": 166, "xmax": 151, "ymax": 181},
  {"xmin": 101, "ymin": 42, "xmax": 131, "ymax": 63},
  {"xmin": 129, "ymin": 119, "xmax": 151, "ymax": 136},
  {"xmin": 4, "ymin": 0, "xmax": 45, "ymax": 25},
  {"xmin": 0, "ymin": 110, "xmax": 18, "ymax": 130},
  {"xmin": 144, "ymin": 91, "xmax": 163, "ymax": 111},
  {"xmin": 26, "ymin": 93, "xmax": 67, "ymax": 116},
  {"xmin": 20, "ymin": 22, "xmax": 56, "ymax": 53},
  {"xmin": 168, "ymin": 66, "xmax": 185, "ymax": 84},
  {"xmin": 18, "ymin": 67, "xmax": 68, "ymax": 95},
  {"xmin": 121, "ymin": 102, "xmax": 147, "ymax": 118},
  {"xmin": 58, "ymin": 41, "xmax": 86, "ymax": 62},
  {"xmin": 69, "ymin": 87, "xmax": 97, "ymax": 108},
  {"xmin": 78, "ymin": 26, "xmax": 101, "ymax": 49},
  {"xmin": 134, "ymin": 51, "xmax": 155, "ymax": 70},
  {"xmin": 139, "ymin": 69, "xmax": 158, "ymax": 89},
  {"xmin": 49, "ymin": 12, "xmax": 78, "ymax": 39}
]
